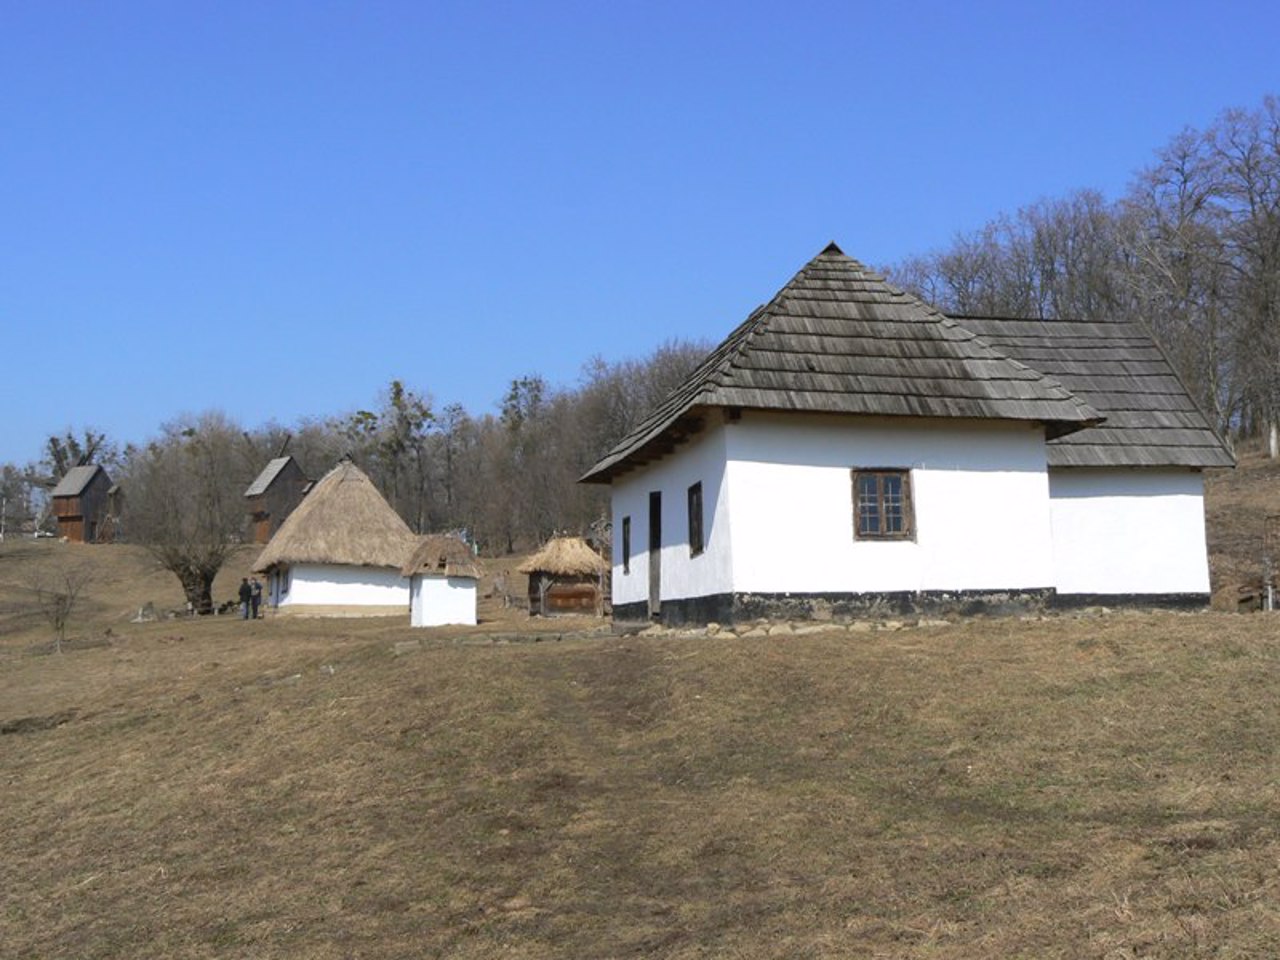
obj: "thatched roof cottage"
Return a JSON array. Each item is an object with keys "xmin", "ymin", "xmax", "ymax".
[
  {"xmin": 253, "ymin": 457, "xmax": 417, "ymax": 615},
  {"xmin": 402, "ymin": 534, "xmax": 482, "ymax": 627},
  {"xmin": 518, "ymin": 536, "xmax": 607, "ymax": 616}
]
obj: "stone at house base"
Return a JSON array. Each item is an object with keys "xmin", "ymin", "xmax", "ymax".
[{"xmin": 614, "ymin": 588, "xmax": 1211, "ymax": 628}]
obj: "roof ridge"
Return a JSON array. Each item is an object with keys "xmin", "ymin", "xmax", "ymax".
[
  {"xmin": 706, "ymin": 261, "xmax": 812, "ymax": 390},
  {"xmin": 580, "ymin": 244, "xmax": 1106, "ymax": 484},
  {"xmin": 818, "ymin": 248, "xmax": 1097, "ymax": 417}
]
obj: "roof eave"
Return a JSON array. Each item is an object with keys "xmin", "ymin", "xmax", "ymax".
[
  {"xmin": 1045, "ymin": 414, "xmax": 1106, "ymax": 441},
  {"xmin": 582, "ymin": 403, "xmax": 1104, "ymax": 485}
]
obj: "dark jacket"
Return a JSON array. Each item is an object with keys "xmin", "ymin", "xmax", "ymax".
[{"xmin": 238, "ymin": 581, "xmax": 252, "ymax": 603}]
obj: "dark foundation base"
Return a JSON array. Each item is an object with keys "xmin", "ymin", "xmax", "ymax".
[
  {"xmin": 614, "ymin": 589, "xmax": 1210, "ymax": 627},
  {"xmin": 1048, "ymin": 592, "xmax": 1210, "ymax": 611}
]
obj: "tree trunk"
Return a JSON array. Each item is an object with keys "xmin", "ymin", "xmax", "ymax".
[
  {"xmin": 178, "ymin": 567, "xmax": 215, "ymax": 614},
  {"xmin": 1270, "ymin": 421, "xmax": 1278, "ymax": 459}
]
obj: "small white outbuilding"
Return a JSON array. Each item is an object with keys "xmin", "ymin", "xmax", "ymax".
[
  {"xmin": 402, "ymin": 534, "xmax": 481, "ymax": 627},
  {"xmin": 252, "ymin": 457, "xmax": 418, "ymax": 616}
]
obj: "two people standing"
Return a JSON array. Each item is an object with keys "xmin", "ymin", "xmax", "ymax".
[{"xmin": 238, "ymin": 577, "xmax": 264, "ymax": 619}]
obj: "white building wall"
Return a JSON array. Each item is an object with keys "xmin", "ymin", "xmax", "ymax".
[
  {"xmin": 722, "ymin": 414, "xmax": 1055, "ymax": 594},
  {"xmin": 277, "ymin": 563, "xmax": 410, "ymax": 608},
  {"xmin": 410, "ymin": 575, "xmax": 478, "ymax": 626},
  {"xmin": 611, "ymin": 424, "xmax": 734, "ymax": 607},
  {"xmin": 1049, "ymin": 468, "xmax": 1210, "ymax": 595}
]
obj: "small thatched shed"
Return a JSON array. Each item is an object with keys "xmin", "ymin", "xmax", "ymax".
[
  {"xmin": 402, "ymin": 534, "xmax": 482, "ymax": 627},
  {"xmin": 252, "ymin": 457, "xmax": 418, "ymax": 616},
  {"xmin": 518, "ymin": 536, "xmax": 607, "ymax": 616}
]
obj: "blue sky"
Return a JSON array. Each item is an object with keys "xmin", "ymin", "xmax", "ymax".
[{"xmin": 2, "ymin": 0, "xmax": 1277, "ymax": 464}]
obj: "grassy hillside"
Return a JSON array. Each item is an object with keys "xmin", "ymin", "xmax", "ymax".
[
  {"xmin": 4, "ymin": 608, "xmax": 1279, "ymax": 957},
  {"xmin": 3, "ymin": 455, "xmax": 1280, "ymax": 957},
  {"xmin": 1206, "ymin": 447, "xmax": 1280, "ymax": 596}
]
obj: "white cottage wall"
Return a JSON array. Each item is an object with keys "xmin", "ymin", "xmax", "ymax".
[
  {"xmin": 410, "ymin": 575, "xmax": 477, "ymax": 626},
  {"xmin": 610, "ymin": 424, "xmax": 734, "ymax": 608},
  {"xmin": 723, "ymin": 414, "xmax": 1056, "ymax": 594},
  {"xmin": 1048, "ymin": 469, "xmax": 1210, "ymax": 595},
  {"xmin": 278, "ymin": 563, "xmax": 410, "ymax": 610}
]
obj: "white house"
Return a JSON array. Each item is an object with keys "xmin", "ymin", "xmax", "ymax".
[
  {"xmin": 580, "ymin": 243, "xmax": 1233, "ymax": 625},
  {"xmin": 402, "ymin": 534, "xmax": 481, "ymax": 627},
  {"xmin": 253, "ymin": 457, "xmax": 417, "ymax": 616},
  {"xmin": 959, "ymin": 317, "xmax": 1232, "ymax": 601}
]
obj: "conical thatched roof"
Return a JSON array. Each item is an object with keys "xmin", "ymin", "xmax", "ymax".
[
  {"xmin": 518, "ymin": 536, "xmax": 607, "ymax": 577},
  {"xmin": 252, "ymin": 458, "xmax": 418, "ymax": 572},
  {"xmin": 402, "ymin": 534, "xmax": 482, "ymax": 580}
]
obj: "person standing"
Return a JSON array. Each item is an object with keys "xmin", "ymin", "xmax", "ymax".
[
  {"xmin": 238, "ymin": 578, "xmax": 252, "ymax": 620},
  {"xmin": 250, "ymin": 577, "xmax": 263, "ymax": 619}
]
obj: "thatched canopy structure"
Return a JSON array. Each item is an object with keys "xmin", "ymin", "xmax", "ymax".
[
  {"xmin": 519, "ymin": 536, "xmax": 607, "ymax": 616},
  {"xmin": 253, "ymin": 458, "xmax": 417, "ymax": 572},
  {"xmin": 402, "ymin": 534, "xmax": 482, "ymax": 580},
  {"xmin": 518, "ymin": 536, "xmax": 607, "ymax": 577}
]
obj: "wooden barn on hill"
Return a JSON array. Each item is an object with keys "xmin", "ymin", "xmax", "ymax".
[
  {"xmin": 244, "ymin": 456, "xmax": 309, "ymax": 544},
  {"xmin": 519, "ymin": 536, "xmax": 608, "ymax": 616},
  {"xmin": 50, "ymin": 464, "xmax": 112, "ymax": 543}
]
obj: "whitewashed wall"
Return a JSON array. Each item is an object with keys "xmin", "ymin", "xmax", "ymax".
[
  {"xmin": 724, "ymin": 414, "xmax": 1055, "ymax": 594},
  {"xmin": 410, "ymin": 575, "xmax": 478, "ymax": 626},
  {"xmin": 277, "ymin": 563, "xmax": 409, "ymax": 608},
  {"xmin": 611, "ymin": 423, "xmax": 734, "ymax": 607},
  {"xmin": 1049, "ymin": 468, "xmax": 1210, "ymax": 595},
  {"xmin": 609, "ymin": 412, "xmax": 1058, "ymax": 607}
]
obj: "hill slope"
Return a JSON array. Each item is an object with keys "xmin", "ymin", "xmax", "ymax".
[
  {"xmin": 3, "ymin": 610, "xmax": 1280, "ymax": 957},
  {"xmin": 4, "ymin": 453, "xmax": 1280, "ymax": 956}
]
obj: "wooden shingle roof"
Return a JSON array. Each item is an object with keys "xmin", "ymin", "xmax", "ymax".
[
  {"xmin": 244, "ymin": 456, "xmax": 296, "ymax": 498},
  {"xmin": 581, "ymin": 243, "xmax": 1101, "ymax": 484},
  {"xmin": 955, "ymin": 316, "xmax": 1234, "ymax": 469},
  {"xmin": 51, "ymin": 464, "xmax": 107, "ymax": 497}
]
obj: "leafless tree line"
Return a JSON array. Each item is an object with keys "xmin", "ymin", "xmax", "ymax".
[
  {"xmin": 888, "ymin": 95, "xmax": 1280, "ymax": 450},
  {"xmin": 0, "ymin": 342, "xmax": 708, "ymax": 611},
  {"xmin": 8, "ymin": 95, "xmax": 1278, "ymax": 608}
]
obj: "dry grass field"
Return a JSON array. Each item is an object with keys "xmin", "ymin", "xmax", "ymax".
[
  {"xmin": 1205, "ymin": 447, "xmax": 1280, "ymax": 597},
  {"xmin": 3, "ymin": 457, "xmax": 1280, "ymax": 958}
]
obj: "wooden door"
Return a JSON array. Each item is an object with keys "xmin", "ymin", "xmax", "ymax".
[{"xmin": 648, "ymin": 491, "xmax": 662, "ymax": 620}]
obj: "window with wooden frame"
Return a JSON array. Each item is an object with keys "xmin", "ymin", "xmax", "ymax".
[
  {"xmin": 621, "ymin": 516, "xmax": 631, "ymax": 574},
  {"xmin": 852, "ymin": 469, "xmax": 913, "ymax": 540},
  {"xmin": 687, "ymin": 482, "xmax": 704, "ymax": 556}
]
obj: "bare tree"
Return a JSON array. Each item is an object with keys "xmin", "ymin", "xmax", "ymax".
[
  {"xmin": 331, "ymin": 380, "xmax": 437, "ymax": 532},
  {"xmin": 122, "ymin": 413, "xmax": 249, "ymax": 613},
  {"xmin": 1115, "ymin": 130, "xmax": 1236, "ymax": 432},
  {"xmin": 27, "ymin": 563, "xmax": 94, "ymax": 653},
  {"xmin": 0, "ymin": 463, "xmax": 41, "ymax": 540},
  {"xmin": 884, "ymin": 95, "xmax": 1280, "ymax": 453},
  {"xmin": 1207, "ymin": 97, "xmax": 1280, "ymax": 452},
  {"xmin": 42, "ymin": 428, "xmax": 120, "ymax": 480}
]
